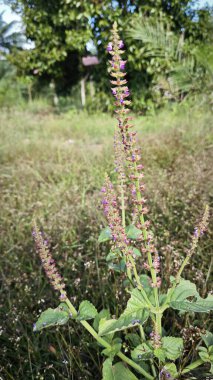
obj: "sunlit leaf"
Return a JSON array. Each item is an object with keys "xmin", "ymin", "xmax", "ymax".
[
  {"xmin": 98, "ymin": 226, "xmax": 112, "ymax": 243},
  {"xmin": 162, "ymin": 337, "xmax": 183, "ymax": 360},
  {"xmin": 77, "ymin": 300, "xmax": 98, "ymax": 320},
  {"xmin": 33, "ymin": 303, "xmax": 70, "ymax": 332}
]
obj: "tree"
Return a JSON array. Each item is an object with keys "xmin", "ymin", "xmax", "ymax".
[
  {"xmin": 127, "ymin": 12, "xmax": 213, "ymax": 103},
  {"xmin": 0, "ymin": 11, "xmax": 24, "ymax": 54},
  {"xmin": 5, "ymin": 0, "xmax": 213, "ymax": 103}
]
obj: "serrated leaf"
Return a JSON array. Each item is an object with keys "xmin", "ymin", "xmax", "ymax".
[
  {"xmin": 131, "ymin": 343, "xmax": 153, "ymax": 361},
  {"xmin": 93, "ymin": 309, "xmax": 111, "ymax": 332},
  {"xmin": 171, "ymin": 294, "xmax": 213, "ymax": 312},
  {"xmin": 99, "ymin": 289, "xmax": 150, "ymax": 336},
  {"xmin": 126, "ymin": 225, "xmax": 142, "ymax": 240},
  {"xmin": 164, "ymin": 363, "xmax": 178, "ymax": 378},
  {"xmin": 33, "ymin": 303, "xmax": 70, "ymax": 332},
  {"xmin": 102, "ymin": 359, "xmax": 139, "ymax": 380},
  {"xmin": 170, "ymin": 279, "xmax": 198, "ymax": 302},
  {"xmin": 162, "ymin": 337, "xmax": 183, "ymax": 360},
  {"xmin": 154, "ymin": 348, "xmax": 166, "ymax": 361},
  {"xmin": 98, "ymin": 226, "xmax": 112, "ymax": 243},
  {"xmin": 201, "ymin": 331, "xmax": 213, "ymax": 347},
  {"xmin": 170, "ymin": 279, "xmax": 213, "ymax": 313},
  {"xmin": 77, "ymin": 300, "xmax": 98, "ymax": 320}
]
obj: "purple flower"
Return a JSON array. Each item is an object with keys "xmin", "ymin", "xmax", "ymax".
[
  {"xmin": 107, "ymin": 42, "xmax": 113, "ymax": 51},
  {"xmin": 194, "ymin": 227, "xmax": 198, "ymax": 237},
  {"xmin": 119, "ymin": 40, "xmax": 124, "ymax": 49},
  {"xmin": 124, "ymin": 89, "xmax": 130, "ymax": 96},
  {"xmin": 120, "ymin": 61, "xmax": 126, "ymax": 70},
  {"xmin": 120, "ymin": 99, "xmax": 124, "ymax": 104},
  {"xmin": 101, "ymin": 187, "xmax": 106, "ymax": 193},
  {"xmin": 112, "ymin": 88, "xmax": 117, "ymax": 95}
]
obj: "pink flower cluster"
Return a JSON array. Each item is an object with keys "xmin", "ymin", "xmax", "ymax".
[{"xmin": 32, "ymin": 222, "xmax": 67, "ymax": 300}]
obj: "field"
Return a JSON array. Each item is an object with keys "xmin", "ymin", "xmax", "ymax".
[{"xmin": 0, "ymin": 101, "xmax": 212, "ymax": 379}]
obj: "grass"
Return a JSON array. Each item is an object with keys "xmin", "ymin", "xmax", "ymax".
[{"xmin": 0, "ymin": 101, "xmax": 212, "ymax": 379}]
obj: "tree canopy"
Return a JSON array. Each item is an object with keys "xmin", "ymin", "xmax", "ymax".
[{"xmin": 5, "ymin": 0, "xmax": 213, "ymax": 104}]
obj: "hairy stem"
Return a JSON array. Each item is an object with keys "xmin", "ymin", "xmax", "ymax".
[{"xmin": 65, "ymin": 298, "xmax": 154, "ymax": 380}]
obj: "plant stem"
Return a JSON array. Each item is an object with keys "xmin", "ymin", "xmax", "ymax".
[
  {"xmin": 175, "ymin": 359, "xmax": 204, "ymax": 377},
  {"xmin": 139, "ymin": 325, "xmax": 145, "ymax": 341},
  {"xmin": 120, "ymin": 177, "xmax": 132, "ymax": 282},
  {"xmin": 65, "ymin": 298, "xmax": 154, "ymax": 380},
  {"xmin": 156, "ymin": 313, "xmax": 162, "ymax": 336},
  {"xmin": 118, "ymin": 351, "xmax": 154, "ymax": 380}
]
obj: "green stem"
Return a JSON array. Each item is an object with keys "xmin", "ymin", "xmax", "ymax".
[
  {"xmin": 176, "ymin": 359, "xmax": 204, "ymax": 377},
  {"xmin": 118, "ymin": 352, "xmax": 154, "ymax": 380},
  {"xmin": 156, "ymin": 313, "xmax": 162, "ymax": 336},
  {"xmin": 120, "ymin": 177, "xmax": 132, "ymax": 283},
  {"xmin": 139, "ymin": 325, "xmax": 145, "ymax": 341},
  {"xmin": 128, "ymin": 256, "xmax": 153, "ymax": 308},
  {"xmin": 65, "ymin": 298, "xmax": 154, "ymax": 380},
  {"xmin": 133, "ymin": 162, "xmax": 159, "ymax": 308}
]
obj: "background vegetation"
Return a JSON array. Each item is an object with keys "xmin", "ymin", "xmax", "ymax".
[{"xmin": 0, "ymin": 0, "xmax": 212, "ymax": 379}]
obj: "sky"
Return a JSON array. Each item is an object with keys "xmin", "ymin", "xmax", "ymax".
[{"xmin": 1, "ymin": 0, "xmax": 213, "ymax": 30}]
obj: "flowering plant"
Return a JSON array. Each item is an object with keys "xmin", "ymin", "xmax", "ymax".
[{"xmin": 32, "ymin": 23, "xmax": 213, "ymax": 380}]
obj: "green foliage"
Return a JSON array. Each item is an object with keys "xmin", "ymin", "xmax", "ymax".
[
  {"xmin": 128, "ymin": 10, "xmax": 213, "ymax": 105},
  {"xmin": 7, "ymin": 0, "xmax": 213, "ymax": 108},
  {"xmin": 126, "ymin": 224, "xmax": 142, "ymax": 240},
  {"xmin": 164, "ymin": 363, "xmax": 178, "ymax": 378},
  {"xmin": 161, "ymin": 337, "xmax": 183, "ymax": 361},
  {"xmin": 131, "ymin": 343, "xmax": 153, "ymax": 361},
  {"xmin": 1, "ymin": 104, "xmax": 212, "ymax": 379},
  {"xmin": 0, "ymin": 11, "xmax": 24, "ymax": 52},
  {"xmin": 169, "ymin": 279, "xmax": 213, "ymax": 312},
  {"xmin": 102, "ymin": 358, "xmax": 138, "ymax": 380},
  {"xmin": 102, "ymin": 338, "xmax": 122, "ymax": 359},
  {"xmin": 98, "ymin": 226, "xmax": 112, "ymax": 243},
  {"xmin": 33, "ymin": 303, "xmax": 70, "ymax": 331},
  {"xmin": 98, "ymin": 289, "xmax": 150, "ymax": 336},
  {"xmin": 77, "ymin": 300, "xmax": 98, "ymax": 321}
]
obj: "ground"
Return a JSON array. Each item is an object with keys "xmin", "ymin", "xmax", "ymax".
[{"xmin": 0, "ymin": 101, "xmax": 212, "ymax": 379}]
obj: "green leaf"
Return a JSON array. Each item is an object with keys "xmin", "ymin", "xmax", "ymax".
[
  {"xmin": 132, "ymin": 247, "xmax": 141, "ymax": 257},
  {"xmin": 164, "ymin": 363, "xmax": 178, "ymax": 378},
  {"xmin": 106, "ymin": 249, "xmax": 121, "ymax": 262},
  {"xmin": 201, "ymin": 331, "xmax": 213, "ymax": 347},
  {"xmin": 126, "ymin": 225, "xmax": 142, "ymax": 240},
  {"xmin": 99, "ymin": 289, "xmax": 150, "ymax": 336},
  {"xmin": 170, "ymin": 279, "xmax": 213, "ymax": 313},
  {"xmin": 102, "ymin": 339, "xmax": 122, "ymax": 359},
  {"xmin": 199, "ymin": 349, "xmax": 210, "ymax": 362},
  {"xmin": 162, "ymin": 337, "xmax": 183, "ymax": 360},
  {"xmin": 98, "ymin": 227, "xmax": 112, "ymax": 243},
  {"xmin": 93, "ymin": 309, "xmax": 111, "ymax": 332},
  {"xmin": 108, "ymin": 259, "xmax": 126, "ymax": 272},
  {"xmin": 77, "ymin": 300, "xmax": 98, "ymax": 320},
  {"xmin": 154, "ymin": 348, "xmax": 166, "ymax": 361},
  {"xmin": 33, "ymin": 303, "xmax": 70, "ymax": 332},
  {"xmin": 102, "ymin": 359, "xmax": 139, "ymax": 380},
  {"xmin": 125, "ymin": 333, "xmax": 141, "ymax": 348},
  {"xmin": 198, "ymin": 345, "xmax": 213, "ymax": 364},
  {"xmin": 131, "ymin": 343, "xmax": 153, "ymax": 361},
  {"xmin": 170, "ymin": 279, "xmax": 198, "ymax": 302}
]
